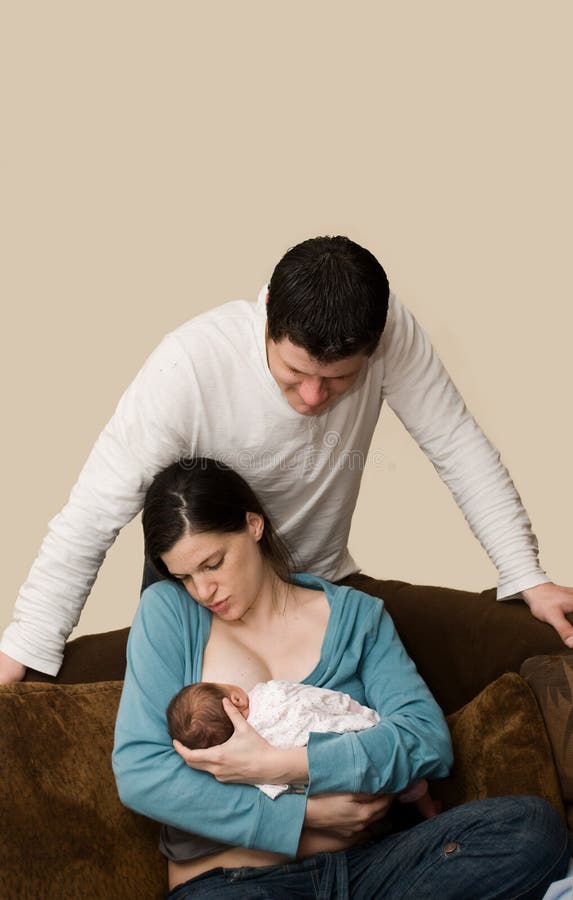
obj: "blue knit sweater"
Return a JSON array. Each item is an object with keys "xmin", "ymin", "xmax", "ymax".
[{"xmin": 112, "ymin": 574, "xmax": 452, "ymax": 858}]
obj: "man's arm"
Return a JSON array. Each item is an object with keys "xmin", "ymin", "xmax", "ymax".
[
  {"xmin": 1, "ymin": 333, "xmax": 197, "ymax": 679},
  {"xmin": 380, "ymin": 295, "xmax": 573, "ymax": 645}
]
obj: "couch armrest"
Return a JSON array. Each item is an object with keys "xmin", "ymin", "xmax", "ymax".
[{"xmin": 25, "ymin": 628, "xmax": 130, "ymax": 684}]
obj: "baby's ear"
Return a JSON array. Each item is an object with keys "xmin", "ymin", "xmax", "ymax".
[{"xmin": 229, "ymin": 689, "xmax": 248, "ymax": 710}]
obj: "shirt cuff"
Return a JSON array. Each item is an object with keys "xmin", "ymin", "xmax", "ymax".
[
  {"xmin": 306, "ymin": 731, "xmax": 357, "ymax": 794},
  {"xmin": 252, "ymin": 791, "xmax": 307, "ymax": 857},
  {"xmin": 0, "ymin": 627, "xmax": 63, "ymax": 676},
  {"xmin": 496, "ymin": 572, "xmax": 551, "ymax": 601}
]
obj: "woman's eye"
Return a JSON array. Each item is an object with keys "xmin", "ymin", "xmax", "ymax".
[{"xmin": 204, "ymin": 559, "xmax": 223, "ymax": 571}]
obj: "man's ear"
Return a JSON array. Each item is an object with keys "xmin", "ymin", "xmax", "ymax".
[{"xmin": 246, "ymin": 511, "xmax": 264, "ymax": 542}]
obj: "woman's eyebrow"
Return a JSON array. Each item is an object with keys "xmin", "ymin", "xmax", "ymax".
[{"xmin": 170, "ymin": 550, "xmax": 222, "ymax": 577}]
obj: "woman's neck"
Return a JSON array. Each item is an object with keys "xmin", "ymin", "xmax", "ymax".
[{"xmin": 238, "ymin": 568, "xmax": 292, "ymax": 628}]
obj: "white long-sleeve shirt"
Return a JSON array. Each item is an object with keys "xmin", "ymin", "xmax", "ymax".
[{"xmin": 3, "ymin": 284, "xmax": 548, "ymax": 674}]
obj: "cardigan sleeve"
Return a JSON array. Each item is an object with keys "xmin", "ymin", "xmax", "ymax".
[
  {"xmin": 306, "ymin": 598, "xmax": 453, "ymax": 795},
  {"xmin": 379, "ymin": 294, "xmax": 549, "ymax": 600},
  {"xmin": 112, "ymin": 584, "xmax": 306, "ymax": 856}
]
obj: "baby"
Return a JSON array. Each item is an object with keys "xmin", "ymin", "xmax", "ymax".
[{"xmin": 167, "ymin": 679, "xmax": 439, "ymax": 814}]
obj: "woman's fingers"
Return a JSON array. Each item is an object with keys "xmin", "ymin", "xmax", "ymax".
[
  {"xmin": 172, "ymin": 738, "xmax": 223, "ymax": 771},
  {"xmin": 305, "ymin": 792, "xmax": 393, "ymax": 832},
  {"xmin": 221, "ymin": 696, "xmax": 248, "ymax": 728},
  {"xmin": 172, "ymin": 714, "xmax": 275, "ymax": 783}
]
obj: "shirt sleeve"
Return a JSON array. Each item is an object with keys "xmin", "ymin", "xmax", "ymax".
[
  {"xmin": 1, "ymin": 333, "xmax": 200, "ymax": 675},
  {"xmin": 379, "ymin": 295, "xmax": 549, "ymax": 600},
  {"xmin": 306, "ymin": 600, "xmax": 454, "ymax": 795},
  {"xmin": 112, "ymin": 585, "xmax": 306, "ymax": 856}
]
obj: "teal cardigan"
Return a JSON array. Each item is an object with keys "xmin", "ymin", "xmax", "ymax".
[{"xmin": 112, "ymin": 574, "xmax": 452, "ymax": 857}]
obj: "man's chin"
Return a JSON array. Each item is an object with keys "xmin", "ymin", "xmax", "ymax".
[{"xmin": 292, "ymin": 401, "xmax": 330, "ymax": 416}]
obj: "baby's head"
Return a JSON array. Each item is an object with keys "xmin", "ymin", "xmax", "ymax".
[{"xmin": 167, "ymin": 681, "xmax": 250, "ymax": 750}]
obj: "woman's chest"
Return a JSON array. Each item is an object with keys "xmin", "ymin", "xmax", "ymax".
[{"xmin": 200, "ymin": 606, "xmax": 329, "ymax": 690}]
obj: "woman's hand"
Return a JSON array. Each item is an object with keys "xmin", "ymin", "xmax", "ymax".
[
  {"xmin": 173, "ymin": 697, "xmax": 308, "ymax": 784},
  {"xmin": 297, "ymin": 827, "xmax": 367, "ymax": 858},
  {"xmin": 304, "ymin": 792, "xmax": 392, "ymax": 838}
]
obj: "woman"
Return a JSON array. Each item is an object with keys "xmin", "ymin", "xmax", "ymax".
[{"xmin": 113, "ymin": 458, "xmax": 570, "ymax": 899}]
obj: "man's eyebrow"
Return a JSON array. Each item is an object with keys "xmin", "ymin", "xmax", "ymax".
[{"xmin": 288, "ymin": 364, "xmax": 358, "ymax": 379}]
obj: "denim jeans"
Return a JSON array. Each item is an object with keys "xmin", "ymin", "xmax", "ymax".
[{"xmin": 164, "ymin": 797, "xmax": 571, "ymax": 900}]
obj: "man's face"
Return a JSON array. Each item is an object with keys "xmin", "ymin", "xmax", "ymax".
[{"xmin": 266, "ymin": 334, "xmax": 368, "ymax": 416}]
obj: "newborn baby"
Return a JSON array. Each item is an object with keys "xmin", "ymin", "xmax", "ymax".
[{"xmin": 167, "ymin": 679, "xmax": 439, "ymax": 814}]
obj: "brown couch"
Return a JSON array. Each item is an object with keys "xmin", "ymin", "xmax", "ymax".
[{"xmin": 1, "ymin": 579, "xmax": 572, "ymax": 899}]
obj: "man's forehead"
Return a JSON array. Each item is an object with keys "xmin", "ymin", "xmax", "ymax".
[{"xmin": 272, "ymin": 338, "xmax": 367, "ymax": 377}]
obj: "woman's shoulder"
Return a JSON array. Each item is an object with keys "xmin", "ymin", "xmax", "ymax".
[
  {"xmin": 137, "ymin": 579, "xmax": 206, "ymax": 629},
  {"xmin": 293, "ymin": 574, "xmax": 384, "ymax": 626}
]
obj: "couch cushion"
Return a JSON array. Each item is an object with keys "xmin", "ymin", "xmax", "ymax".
[
  {"xmin": 520, "ymin": 654, "xmax": 573, "ymax": 830},
  {"xmin": 0, "ymin": 681, "xmax": 166, "ymax": 899},
  {"xmin": 431, "ymin": 672, "xmax": 565, "ymax": 817},
  {"xmin": 1, "ymin": 673, "xmax": 564, "ymax": 898}
]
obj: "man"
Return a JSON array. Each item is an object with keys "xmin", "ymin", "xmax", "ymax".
[{"xmin": 2, "ymin": 235, "xmax": 572, "ymax": 683}]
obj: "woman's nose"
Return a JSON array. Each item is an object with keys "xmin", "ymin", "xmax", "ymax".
[{"xmin": 193, "ymin": 573, "xmax": 216, "ymax": 602}]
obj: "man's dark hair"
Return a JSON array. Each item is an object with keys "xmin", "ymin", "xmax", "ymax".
[{"xmin": 267, "ymin": 235, "xmax": 390, "ymax": 361}]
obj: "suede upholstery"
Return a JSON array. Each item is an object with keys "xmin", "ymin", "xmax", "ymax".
[
  {"xmin": 0, "ymin": 674, "xmax": 566, "ymax": 899},
  {"xmin": 430, "ymin": 673, "xmax": 564, "ymax": 815},
  {"xmin": 4, "ymin": 577, "xmax": 571, "ymax": 898},
  {"xmin": 0, "ymin": 681, "xmax": 166, "ymax": 900},
  {"xmin": 521, "ymin": 654, "xmax": 573, "ymax": 831},
  {"xmin": 340, "ymin": 575, "xmax": 571, "ymax": 715}
]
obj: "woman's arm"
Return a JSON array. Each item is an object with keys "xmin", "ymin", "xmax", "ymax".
[
  {"xmin": 305, "ymin": 595, "xmax": 454, "ymax": 796},
  {"xmin": 175, "ymin": 593, "xmax": 452, "ymax": 797},
  {"xmin": 112, "ymin": 584, "xmax": 306, "ymax": 857}
]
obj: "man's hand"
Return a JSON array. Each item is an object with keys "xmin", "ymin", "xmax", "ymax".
[
  {"xmin": 304, "ymin": 792, "xmax": 392, "ymax": 838},
  {"xmin": 521, "ymin": 582, "xmax": 573, "ymax": 648},
  {"xmin": 0, "ymin": 651, "xmax": 26, "ymax": 684},
  {"xmin": 173, "ymin": 697, "xmax": 307, "ymax": 784}
]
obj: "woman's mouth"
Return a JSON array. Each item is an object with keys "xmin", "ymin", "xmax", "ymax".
[{"xmin": 208, "ymin": 597, "xmax": 229, "ymax": 615}]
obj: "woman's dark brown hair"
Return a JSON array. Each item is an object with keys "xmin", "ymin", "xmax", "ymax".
[{"xmin": 142, "ymin": 457, "xmax": 293, "ymax": 583}]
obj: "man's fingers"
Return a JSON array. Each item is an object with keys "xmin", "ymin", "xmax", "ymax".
[{"xmin": 545, "ymin": 609, "xmax": 573, "ymax": 648}]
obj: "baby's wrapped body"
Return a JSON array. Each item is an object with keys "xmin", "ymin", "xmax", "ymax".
[{"xmin": 247, "ymin": 680, "xmax": 380, "ymax": 798}]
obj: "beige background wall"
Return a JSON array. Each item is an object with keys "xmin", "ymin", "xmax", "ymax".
[{"xmin": 2, "ymin": 1, "xmax": 571, "ymax": 641}]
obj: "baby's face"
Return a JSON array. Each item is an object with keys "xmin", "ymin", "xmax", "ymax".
[{"xmin": 218, "ymin": 682, "xmax": 250, "ymax": 718}]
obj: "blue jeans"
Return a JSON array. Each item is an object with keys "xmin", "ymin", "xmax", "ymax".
[{"xmin": 165, "ymin": 797, "xmax": 571, "ymax": 899}]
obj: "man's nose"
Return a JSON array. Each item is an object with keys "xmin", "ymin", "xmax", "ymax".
[{"xmin": 298, "ymin": 377, "xmax": 328, "ymax": 406}]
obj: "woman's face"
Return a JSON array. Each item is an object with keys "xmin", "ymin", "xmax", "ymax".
[{"xmin": 160, "ymin": 512, "xmax": 267, "ymax": 620}]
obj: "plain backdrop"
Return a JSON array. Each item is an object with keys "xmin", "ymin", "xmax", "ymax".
[{"xmin": 1, "ymin": 1, "xmax": 571, "ymax": 642}]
